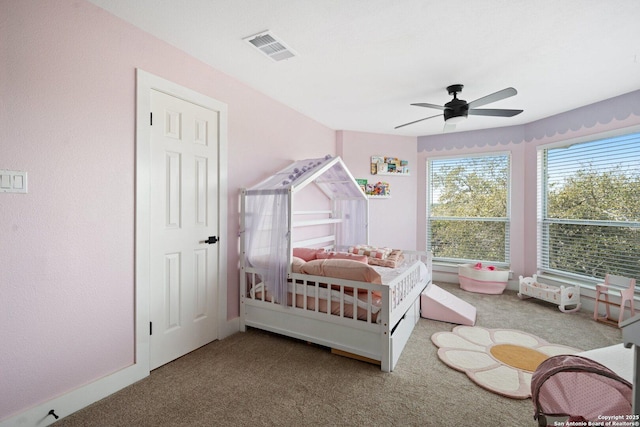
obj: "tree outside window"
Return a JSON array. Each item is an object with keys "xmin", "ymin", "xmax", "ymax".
[
  {"xmin": 427, "ymin": 154, "xmax": 510, "ymax": 264},
  {"xmin": 539, "ymin": 134, "xmax": 640, "ymax": 281}
]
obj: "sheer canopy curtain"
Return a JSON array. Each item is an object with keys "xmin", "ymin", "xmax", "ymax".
[
  {"xmin": 244, "ymin": 156, "xmax": 332, "ymax": 305},
  {"xmin": 244, "ymin": 190, "xmax": 290, "ymax": 305},
  {"xmin": 243, "ymin": 155, "xmax": 368, "ymax": 305},
  {"xmin": 336, "ymin": 198, "xmax": 368, "ymax": 250}
]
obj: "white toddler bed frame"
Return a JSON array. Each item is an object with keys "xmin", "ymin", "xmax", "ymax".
[
  {"xmin": 239, "ymin": 156, "xmax": 431, "ymax": 372},
  {"xmin": 240, "ymin": 250, "xmax": 431, "ymax": 372}
]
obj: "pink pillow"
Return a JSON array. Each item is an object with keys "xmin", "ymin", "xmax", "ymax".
[
  {"xmin": 293, "ymin": 247, "xmax": 325, "ymax": 262},
  {"xmin": 348, "ymin": 244, "xmax": 392, "ymax": 259},
  {"xmin": 300, "ymin": 259, "xmax": 382, "ymax": 284},
  {"xmin": 291, "ymin": 256, "xmax": 306, "ymax": 273},
  {"xmin": 368, "ymin": 249, "xmax": 404, "ymax": 268},
  {"xmin": 316, "ymin": 251, "xmax": 368, "ymax": 263}
]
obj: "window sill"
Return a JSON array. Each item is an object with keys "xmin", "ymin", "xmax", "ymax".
[{"xmin": 433, "ymin": 261, "xmax": 513, "ymax": 279}]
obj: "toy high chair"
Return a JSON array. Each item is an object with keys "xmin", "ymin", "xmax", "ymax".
[{"xmin": 593, "ymin": 274, "xmax": 636, "ymax": 327}]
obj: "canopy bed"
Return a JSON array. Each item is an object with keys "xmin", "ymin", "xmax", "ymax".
[{"xmin": 239, "ymin": 156, "xmax": 431, "ymax": 372}]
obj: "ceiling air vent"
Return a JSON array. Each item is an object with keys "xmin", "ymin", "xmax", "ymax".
[{"xmin": 244, "ymin": 31, "xmax": 296, "ymax": 62}]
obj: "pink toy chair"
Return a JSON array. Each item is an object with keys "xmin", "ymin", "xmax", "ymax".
[{"xmin": 593, "ymin": 274, "xmax": 636, "ymax": 327}]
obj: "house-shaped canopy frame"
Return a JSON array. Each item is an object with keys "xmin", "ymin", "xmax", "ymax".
[
  {"xmin": 245, "ymin": 155, "xmax": 366, "ymax": 200},
  {"xmin": 241, "ymin": 155, "xmax": 369, "ymax": 304}
]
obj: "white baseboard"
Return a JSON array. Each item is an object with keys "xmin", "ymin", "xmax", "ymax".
[
  {"xmin": 2, "ymin": 318, "xmax": 240, "ymax": 427},
  {"xmin": 0, "ymin": 363, "xmax": 148, "ymax": 427},
  {"xmin": 220, "ymin": 317, "xmax": 240, "ymax": 339}
]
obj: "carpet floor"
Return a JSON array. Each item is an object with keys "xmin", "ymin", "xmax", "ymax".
[{"xmin": 56, "ymin": 282, "xmax": 623, "ymax": 427}]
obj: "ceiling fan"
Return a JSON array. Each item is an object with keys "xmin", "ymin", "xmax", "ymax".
[{"xmin": 395, "ymin": 84, "xmax": 523, "ymax": 130}]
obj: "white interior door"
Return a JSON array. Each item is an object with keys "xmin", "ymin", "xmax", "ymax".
[{"xmin": 149, "ymin": 89, "xmax": 219, "ymax": 370}]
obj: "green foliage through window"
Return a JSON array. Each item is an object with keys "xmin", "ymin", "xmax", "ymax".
[
  {"xmin": 428, "ymin": 154, "xmax": 510, "ymax": 264},
  {"xmin": 539, "ymin": 133, "xmax": 640, "ymax": 281}
]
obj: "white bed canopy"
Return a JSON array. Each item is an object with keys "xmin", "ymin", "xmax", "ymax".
[{"xmin": 241, "ymin": 155, "xmax": 368, "ymax": 304}]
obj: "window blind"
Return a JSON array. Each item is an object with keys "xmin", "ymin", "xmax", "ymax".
[
  {"xmin": 427, "ymin": 154, "xmax": 510, "ymax": 264},
  {"xmin": 538, "ymin": 133, "xmax": 640, "ymax": 281}
]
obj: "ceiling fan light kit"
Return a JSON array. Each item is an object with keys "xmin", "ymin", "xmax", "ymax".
[
  {"xmin": 445, "ymin": 115, "xmax": 467, "ymax": 124},
  {"xmin": 443, "ymin": 84, "xmax": 468, "ymax": 122},
  {"xmin": 395, "ymin": 83, "xmax": 523, "ymax": 130}
]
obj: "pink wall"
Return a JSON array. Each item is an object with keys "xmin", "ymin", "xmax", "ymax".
[
  {"xmin": 338, "ymin": 131, "xmax": 418, "ymax": 250},
  {"xmin": 0, "ymin": 0, "xmax": 334, "ymax": 420},
  {"xmin": 4, "ymin": 0, "xmax": 637, "ymax": 422}
]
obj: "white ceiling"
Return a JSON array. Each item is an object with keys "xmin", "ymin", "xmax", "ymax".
[{"xmin": 87, "ymin": 0, "xmax": 640, "ymax": 137}]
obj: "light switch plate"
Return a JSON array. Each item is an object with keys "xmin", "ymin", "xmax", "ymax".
[{"xmin": 0, "ymin": 170, "xmax": 28, "ymax": 193}]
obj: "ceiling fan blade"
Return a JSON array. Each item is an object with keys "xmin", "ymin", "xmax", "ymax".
[
  {"xmin": 467, "ymin": 87, "xmax": 517, "ymax": 109},
  {"xmin": 394, "ymin": 114, "xmax": 442, "ymax": 129},
  {"xmin": 468, "ymin": 108, "xmax": 523, "ymax": 117},
  {"xmin": 410, "ymin": 102, "xmax": 446, "ymax": 110}
]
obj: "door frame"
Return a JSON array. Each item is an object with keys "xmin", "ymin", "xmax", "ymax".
[{"xmin": 135, "ymin": 69, "xmax": 229, "ymax": 372}]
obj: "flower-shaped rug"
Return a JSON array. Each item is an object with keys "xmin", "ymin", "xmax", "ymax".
[{"xmin": 431, "ymin": 325, "xmax": 581, "ymax": 399}]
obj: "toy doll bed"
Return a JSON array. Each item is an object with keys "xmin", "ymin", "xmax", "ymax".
[{"xmin": 239, "ymin": 156, "xmax": 432, "ymax": 372}]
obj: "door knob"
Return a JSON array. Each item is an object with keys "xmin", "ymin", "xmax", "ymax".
[{"xmin": 204, "ymin": 236, "xmax": 219, "ymax": 245}]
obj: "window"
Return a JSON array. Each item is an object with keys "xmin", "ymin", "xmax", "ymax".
[
  {"xmin": 538, "ymin": 132, "xmax": 640, "ymax": 282},
  {"xmin": 427, "ymin": 154, "xmax": 510, "ymax": 264}
]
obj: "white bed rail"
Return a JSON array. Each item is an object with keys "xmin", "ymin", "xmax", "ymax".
[
  {"xmin": 242, "ymin": 250, "xmax": 431, "ymax": 328},
  {"xmin": 239, "ymin": 250, "xmax": 432, "ymax": 372},
  {"xmin": 243, "ymin": 267, "xmax": 385, "ymax": 326}
]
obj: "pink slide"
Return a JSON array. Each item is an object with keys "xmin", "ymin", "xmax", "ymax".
[{"xmin": 420, "ymin": 284, "xmax": 477, "ymax": 326}]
